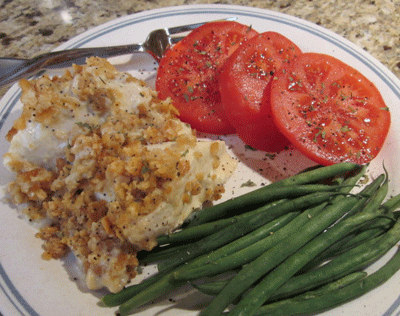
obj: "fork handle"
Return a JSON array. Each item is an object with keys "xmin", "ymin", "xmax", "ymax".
[{"xmin": 0, "ymin": 44, "xmax": 144, "ymax": 86}]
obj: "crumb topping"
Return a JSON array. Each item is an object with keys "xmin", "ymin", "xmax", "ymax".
[{"xmin": 3, "ymin": 57, "xmax": 237, "ymax": 293}]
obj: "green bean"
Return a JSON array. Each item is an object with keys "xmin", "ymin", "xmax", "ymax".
[
  {"xmin": 293, "ymin": 173, "xmax": 387, "ymax": 274},
  {"xmin": 186, "ymin": 211, "xmax": 299, "ymax": 266},
  {"xmin": 251, "ymin": 272, "xmax": 368, "ymax": 316},
  {"xmin": 306, "ymin": 271, "xmax": 367, "ymax": 294},
  {"xmin": 342, "ymin": 226, "xmax": 389, "ymax": 248},
  {"xmin": 298, "ymin": 226, "xmax": 388, "ymax": 274},
  {"xmin": 118, "ymin": 271, "xmax": 182, "ymax": 315},
  {"xmin": 158, "ymin": 192, "xmax": 337, "ymax": 272},
  {"xmin": 381, "ymin": 191, "xmax": 400, "ymax": 212},
  {"xmin": 191, "ymin": 226, "xmax": 395, "ymax": 300},
  {"xmin": 358, "ymin": 170, "xmax": 388, "ymax": 215},
  {"xmin": 138, "ymin": 243, "xmax": 191, "ymax": 264},
  {"xmin": 274, "ymin": 215, "xmax": 400, "ymax": 298},
  {"xmin": 191, "ymin": 279, "xmax": 230, "ymax": 296},
  {"xmin": 186, "ymin": 163, "xmax": 361, "ymax": 226},
  {"xmin": 157, "ymin": 199, "xmax": 287, "ymax": 246},
  {"xmin": 335, "ymin": 173, "xmax": 385, "ymax": 221},
  {"xmin": 113, "ymin": 193, "xmax": 335, "ymax": 313},
  {"xmin": 117, "ymin": 208, "xmax": 325, "ymax": 316},
  {"xmin": 140, "ymin": 199, "xmax": 286, "ymax": 264},
  {"xmin": 102, "ymin": 163, "xmax": 364, "ymax": 313},
  {"xmin": 183, "ymin": 214, "xmax": 299, "ymax": 271},
  {"xmin": 161, "ymin": 212, "xmax": 300, "ymax": 279},
  {"xmin": 176, "ymin": 173, "xmax": 380, "ymax": 281},
  {"xmin": 261, "ymin": 219, "xmax": 398, "ymax": 302},
  {"xmin": 270, "ymin": 162, "xmax": 361, "ymax": 187},
  {"xmin": 300, "ymin": 210, "xmax": 393, "ymax": 274},
  {"xmin": 226, "ymin": 211, "xmax": 381, "ymax": 316},
  {"xmin": 114, "ymin": 193, "xmax": 334, "ymax": 314},
  {"xmin": 253, "ymin": 245, "xmax": 400, "ymax": 316},
  {"xmin": 197, "ymin": 264, "xmax": 367, "ymax": 301},
  {"xmin": 102, "ymin": 165, "xmax": 367, "ymax": 312},
  {"xmin": 157, "ymin": 216, "xmax": 240, "ymax": 246},
  {"xmin": 142, "ymin": 206, "xmax": 294, "ymax": 265},
  {"xmin": 159, "ymin": 166, "xmax": 364, "ymax": 267},
  {"xmin": 226, "ymin": 174, "xmax": 388, "ymax": 315},
  {"xmin": 174, "ymin": 203, "xmax": 328, "ymax": 280},
  {"xmin": 120, "ymin": 196, "xmax": 340, "ymax": 313},
  {"xmin": 198, "ymin": 189, "xmax": 369, "ymax": 316},
  {"xmin": 184, "ymin": 184, "xmax": 345, "ymax": 228},
  {"xmin": 198, "ymin": 172, "xmax": 380, "ymax": 315},
  {"xmin": 101, "ymin": 271, "xmax": 168, "ymax": 307},
  {"xmin": 117, "ymin": 210, "xmax": 305, "ymax": 308}
]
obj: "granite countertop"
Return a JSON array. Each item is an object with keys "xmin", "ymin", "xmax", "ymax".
[
  {"xmin": 0, "ymin": 0, "xmax": 399, "ymax": 100},
  {"xmin": 0, "ymin": 1, "xmax": 399, "ymax": 315}
]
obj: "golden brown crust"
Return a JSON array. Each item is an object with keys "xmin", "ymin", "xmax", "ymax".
[{"xmin": 4, "ymin": 57, "xmax": 235, "ymax": 293}]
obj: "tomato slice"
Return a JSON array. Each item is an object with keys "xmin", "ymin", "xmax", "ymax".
[
  {"xmin": 270, "ymin": 52, "xmax": 391, "ymax": 165},
  {"xmin": 156, "ymin": 21, "xmax": 258, "ymax": 134},
  {"xmin": 219, "ymin": 32, "xmax": 301, "ymax": 152}
]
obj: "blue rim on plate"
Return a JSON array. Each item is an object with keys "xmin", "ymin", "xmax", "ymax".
[{"xmin": 1, "ymin": 4, "xmax": 400, "ymax": 316}]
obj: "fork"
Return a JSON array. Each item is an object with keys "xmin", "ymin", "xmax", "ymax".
[{"xmin": 0, "ymin": 18, "xmax": 235, "ymax": 87}]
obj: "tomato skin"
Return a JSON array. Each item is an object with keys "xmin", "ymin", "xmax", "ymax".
[
  {"xmin": 156, "ymin": 21, "xmax": 258, "ymax": 134},
  {"xmin": 219, "ymin": 32, "xmax": 301, "ymax": 152},
  {"xmin": 270, "ymin": 52, "xmax": 391, "ymax": 165}
]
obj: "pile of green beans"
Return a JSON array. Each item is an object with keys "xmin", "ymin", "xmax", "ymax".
[{"xmin": 101, "ymin": 162, "xmax": 400, "ymax": 316}]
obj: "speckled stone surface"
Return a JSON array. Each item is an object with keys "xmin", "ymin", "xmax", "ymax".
[
  {"xmin": 0, "ymin": 1, "xmax": 399, "ymax": 315},
  {"xmin": 1, "ymin": 0, "xmax": 399, "ymax": 98}
]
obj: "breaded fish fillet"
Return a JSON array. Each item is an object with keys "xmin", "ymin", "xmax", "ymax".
[{"xmin": 3, "ymin": 57, "xmax": 237, "ymax": 292}]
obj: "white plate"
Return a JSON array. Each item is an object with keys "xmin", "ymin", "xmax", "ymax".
[{"xmin": 1, "ymin": 4, "xmax": 400, "ymax": 316}]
